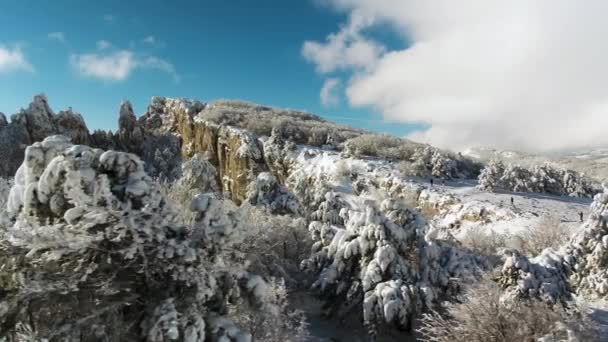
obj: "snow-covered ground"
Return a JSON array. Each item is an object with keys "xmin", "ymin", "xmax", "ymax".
[
  {"xmin": 420, "ymin": 178, "xmax": 592, "ymax": 238},
  {"xmin": 292, "ymin": 147, "xmax": 592, "ymax": 241}
]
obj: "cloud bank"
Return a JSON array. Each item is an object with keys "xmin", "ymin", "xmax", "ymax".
[
  {"xmin": 0, "ymin": 45, "xmax": 33, "ymax": 73},
  {"xmin": 305, "ymin": 0, "xmax": 608, "ymax": 152}
]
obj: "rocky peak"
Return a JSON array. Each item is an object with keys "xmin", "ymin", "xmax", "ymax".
[
  {"xmin": 19, "ymin": 94, "xmax": 57, "ymax": 141},
  {"xmin": 118, "ymin": 100, "xmax": 137, "ymax": 133},
  {"xmin": 117, "ymin": 100, "xmax": 144, "ymax": 153},
  {"xmin": 54, "ymin": 107, "xmax": 90, "ymax": 144}
]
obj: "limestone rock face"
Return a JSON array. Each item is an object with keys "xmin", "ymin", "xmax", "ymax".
[
  {"xmin": 217, "ymin": 126, "xmax": 264, "ymax": 204},
  {"xmin": 138, "ymin": 97, "xmax": 267, "ymax": 203}
]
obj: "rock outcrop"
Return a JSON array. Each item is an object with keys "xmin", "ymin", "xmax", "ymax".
[
  {"xmin": 0, "ymin": 95, "xmax": 91, "ymax": 178},
  {"xmin": 0, "ymin": 95, "xmax": 272, "ymax": 204},
  {"xmin": 135, "ymin": 97, "xmax": 267, "ymax": 203}
]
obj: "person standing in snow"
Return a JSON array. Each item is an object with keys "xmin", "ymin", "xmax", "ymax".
[
  {"xmin": 430, "ymin": 178, "xmax": 434, "ymax": 186},
  {"xmin": 510, "ymin": 197, "xmax": 514, "ymax": 206},
  {"xmin": 579, "ymin": 212, "xmax": 584, "ymax": 223}
]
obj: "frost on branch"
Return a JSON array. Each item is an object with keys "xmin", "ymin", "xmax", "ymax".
[
  {"xmin": 478, "ymin": 160, "xmax": 598, "ymax": 198},
  {"xmin": 0, "ymin": 135, "xmax": 275, "ymax": 341}
]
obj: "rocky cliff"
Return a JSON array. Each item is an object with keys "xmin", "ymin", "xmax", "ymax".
[{"xmin": 0, "ymin": 95, "xmax": 271, "ymax": 205}]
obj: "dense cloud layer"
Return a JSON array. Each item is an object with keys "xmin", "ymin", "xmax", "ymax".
[{"xmin": 305, "ymin": 0, "xmax": 608, "ymax": 152}]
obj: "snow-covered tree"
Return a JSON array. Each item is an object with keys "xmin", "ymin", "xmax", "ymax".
[
  {"xmin": 246, "ymin": 172, "xmax": 301, "ymax": 215},
  {"xmin": 478, "ymin": 161, "xmax": 599, "ymax": 197},
  {"xmin": 497, "ymin": 185, "xmax": 608, "ymax": 303},
  {"xmin": 0, "ymin": 135, "xmax": 286, "ymax": 341},
  {"xmin": 477, "ymin": 160, "xmax": 505, "ymax": 191},
  {"xmin": 301, "ymin": 194, "xmax": 486, "ymax": 336}
]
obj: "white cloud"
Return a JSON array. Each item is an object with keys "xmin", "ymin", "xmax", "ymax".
[
  {"xmin": 96, "ymin": 40, "xmax": 111, "ymax": 50},
  {"xmin": 320, "ymin": 78, "xmax": 341, "ymax": 106},
  {"xmin": 47, "ymin": 32, "xmax": 65, "ymax": 43},
  {"xmin": 307, "ymin": 0, "xmax": 608, "ymax": 152},
  {"xmin": 70, "ymin": 50, "xmax": 178, "ymax": 82},
  {"xmin": 302, "ymin": 12, "xmax": 384, "ymax": 73},
  {"xmin": 142, "ymin": 36, "xmax": 156, "ymax": 45},
  {"xmin": 0, "ymin": 45, "xmax": 33, "ymax": 73},
  {"xmin": 140, "ymin": 56, "xmax": 180, "ymax": 82}
]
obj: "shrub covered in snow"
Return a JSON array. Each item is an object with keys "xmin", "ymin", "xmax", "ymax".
[
  {"xmin": 478, "ymin": 160, "xmax": 599, "ymax": 197},
  {"xmin": 301, "ymin": 195, "xmax": 487, "ymax": 336},
  {"xmin": 245, "ymin": 172, "xmax": 301, "ymax": 215},
  {"xmin": 343, "ymin": 136, "xmax": 481, "ymax": 179},
  {"xmin": 341, "ymin": 134, "xmax": 420, "ymax": 161},
  {"xmin": 238, "ymin": 206, "xmax": 312, "ymax": 287},
  {"xmin": 163, "ymin": 153, "xmax": 219, "ymax": 208},
  {"xmin": 0, "ymin": 135, "xmax": 290, "ymax": 341},
  {"xmin": 418, "ymin": 280, "xmax": 598, "ymax": 342},
  {"xmin": 517, "ymin": 216, "xmax": 572, "ymax": 257},
  {"xmin": 459, "ymin": 226, "xmax": 509, "ymax": 258}
]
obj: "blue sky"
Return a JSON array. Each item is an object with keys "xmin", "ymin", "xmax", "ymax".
[{"xmin": 0, "ymin": 0, "xmax": 423, "ymax": 136}]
